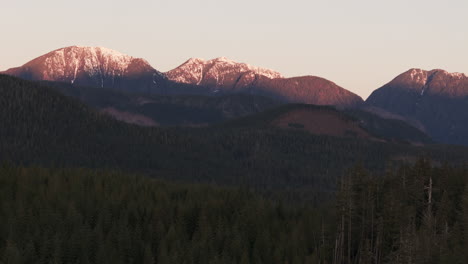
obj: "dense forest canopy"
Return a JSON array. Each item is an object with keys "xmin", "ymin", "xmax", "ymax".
[
  {"xmin": 2, "ymin": 161, "xmax": 468, "ymax": 263},
  {"xmin": 41, "ymin": 80, "xmax": 281, "ymax": 126}
]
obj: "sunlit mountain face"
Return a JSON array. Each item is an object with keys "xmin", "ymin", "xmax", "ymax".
[
  {"xmin": 166, "ymin": 57, "xmax": 363, "ymax": 107},
  {"xmin": 3, "ymin": 46, "xmax": 363, "ymax": 107},
  {"xmin": 3, "ymin": 46, "xmax": 166, "ymax": 91}
]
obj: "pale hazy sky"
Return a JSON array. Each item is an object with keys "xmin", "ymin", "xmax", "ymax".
[{"xmin": 1, "ymin": 0, "xmax": 467, "ymax": 98}]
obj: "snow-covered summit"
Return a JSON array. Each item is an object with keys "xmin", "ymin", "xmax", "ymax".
[
  {"xmin": 407, "ymin": 68, "xmax": 467, "ymax": 84},
  {"xmin": 388, "ymin": 68, "xmax": 468, "ymax": 97},
  {"xmin": 4, "ymin": 46, "xmax": 164, "ymax": 90},
  {"xmin": 20, "ymin": 46, "xmax": 156, "ymax": 83},
  {"xmin": 166, "ymin": 57, "xmax": 283, "ymax": 88}
]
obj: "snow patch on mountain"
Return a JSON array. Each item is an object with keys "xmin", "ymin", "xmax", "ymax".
[
  {"xmin": 445, "ymin": 71, "xmax": 466, "ymax": 79},
  {"xmin": 409, "ymin": 68, "xmax": 428, "ymax": 85}
]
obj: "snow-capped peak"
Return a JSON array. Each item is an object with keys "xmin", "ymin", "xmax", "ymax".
[
  {"xmin": 166, "ymin": 57, "xmax": 283, "ymax": 86},
  {"xmin": 4, "ymin": 46, "xmax": 164, "ymax": 89},
  {"xmin": 41, "ymin": 46, "xmax": 134, "ymax": 75},
  {"xmin": 406, "ymin": 68, "xmax": 467, "ymax": 84},
  {"xmin": 18, "ymin": 46, "xmax": 157, "ymax": 84},
  {"xmin": 73, "ymin": 46, "xmax": 130, "ymax": 58},
  {"xmin": 211, "ymin": 57, "xmax": 234, "ymax": 63},
  {"xmin": 397, "ymin": 68, "xmax": 468, "ymax": 97},
  {"xmin": 185, "ymin": 57, "xmax": 206, "ymax": 64}
]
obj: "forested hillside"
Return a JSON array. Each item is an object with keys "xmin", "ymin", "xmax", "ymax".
[
  {"xmin": 220, "ymin": 104, "xmax": 432, "ymax": 144},
  {"xmin": 1, "ymin": 74, "xmax": 468, "ymax": 198},
  {"xmin": 2, "ymin": 161, "xmax": 468, "ymax": 263},
  {"xmin": 41, "ymin": 80, "xmax": 280, "ymax": 126}
]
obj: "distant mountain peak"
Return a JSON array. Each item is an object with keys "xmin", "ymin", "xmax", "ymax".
[
  {"xmin": 388, "ymin": 68, "xmax": 468, "ymax": 96},
  {"xmin": 212, "ymin": 56, "xmax": 231, "ymax": 62},
  {"xmin": 166, "ymin": 57, "xmax": 283, "ymax": 87},
  {"xmin": 184, "ymin": 57, "xmax": 206, "ymax": 64},
  {"xmin": 404, "ymin": 68, "xmax": 467, "ymax": 83},
  {"xmin": 69, "ymin": 46, "xmax": 131, "ymax": 58},
  {"xmin": 367, "ymin": 68, "xmax": 468, "ymax": 145},
  {"xmin": 3, "ymin": 46, "xmax": 165, "ymax": 91},
  {"xmin": 41, "ymin": 46, "xmax": 135, "ymax": 65},
  {"xmin": 166, "ymin": 57, "xmax": 362, "ymax": 107},
  {"xmin": 39, "ymin": 46, "xmax": 136, "ymax": 81}
]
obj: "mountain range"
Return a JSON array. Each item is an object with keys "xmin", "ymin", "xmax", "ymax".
[
  {"xmin": 2, "ymin": 46, "xmax": 362, "ymax": 107},
  {"xmin": 2, "ymin": 46, "xmax": 468, "ymax": 145},
  {"xmin": 166, "ymin": 56, "xmax": 363, "ymax": 107}
]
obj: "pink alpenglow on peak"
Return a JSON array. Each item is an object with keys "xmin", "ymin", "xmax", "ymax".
[
  {"xmin": 2, "ymin": 46, "xmax": 166, "ymax": 93},
  {"xmin": 165, "ymin": 57, "xmax": 283, "ymax": 88},
  {"xmin": 2, "ymin": 46, "xmax": 364, "ymax": 107},
  {"xmin": 166, "ymin": 57, "xmax": 363, "ymax": 107},
  {"xmin": 386, "ymin": 68, "xmax": 468, "ymax": 97}
]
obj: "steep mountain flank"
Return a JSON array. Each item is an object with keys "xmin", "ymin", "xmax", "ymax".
[{"xmin": 366, "ymin": 68, "xmax": 468, "ymax": 145}]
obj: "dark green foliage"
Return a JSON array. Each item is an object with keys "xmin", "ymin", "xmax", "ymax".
[
  {"xmin": 3, "ymin": 161, "xmax": 468, "ymax": 263},
  {"xmin": 0, "ymin": 166, "xmax": 323, "ymax": 264},
  {"xmin": 330, "ymin": 160, "xmax": 468, "ymax": 264},
  {"xmin": 41, "ymin": 80, "xmax": 280, "ymax": 126},
  {"xmin": 288, "ymin": 123, "xmax": 305, "ymax": 129},
  {"xmin": 217, "ymin": 104, "xmax": 351, "ymax": 129},
  {"xmin": 220, "ymin": 103, "xmax": 432, "ymax": 144},
  {"xmin": 346, "ymin": 109, "xmax": 433, "ymax": 144}
]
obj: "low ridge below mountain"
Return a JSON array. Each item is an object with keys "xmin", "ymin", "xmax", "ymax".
[
  {"xmin": 366, "ymin": 68, "xmax": 468, "ymax": 145},
  {"xmin": 251, "ymin": 75, "xmax": 363, "ymax": 107},
  {"xmin": 221, "ymin": 104, "xmax": 432, "ymax": 145},
  {"xmin": 41, "ymin": 80, "xmax": 280, "ymax": 127}
]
